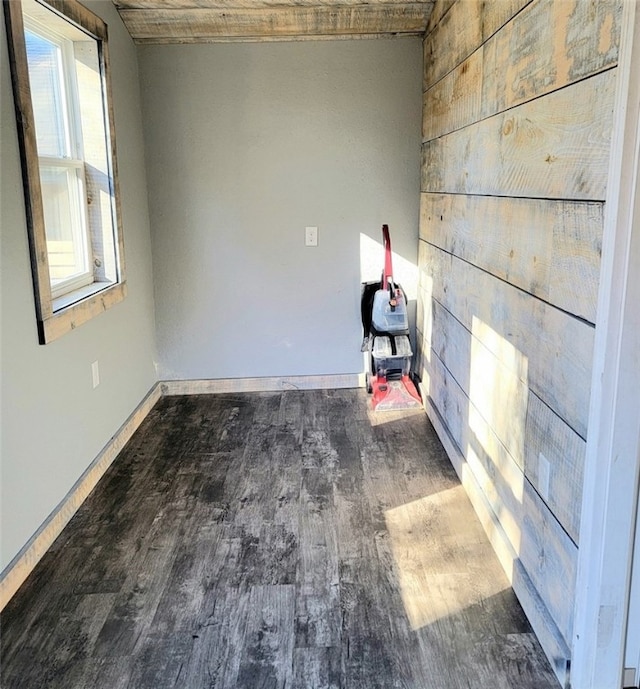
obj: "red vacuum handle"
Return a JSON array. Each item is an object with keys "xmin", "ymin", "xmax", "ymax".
[{"xmin": 382, "ymin": 224, "xmax": 393, "ymax": 291}]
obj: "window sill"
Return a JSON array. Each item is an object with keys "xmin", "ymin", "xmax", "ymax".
[
  {"xmin": 52, "ymin": 280, "xmax": 115, "ymax": 312},
  {"xmin": 38, "ymin": 280, "xmax": 127, "ymax": 344}
]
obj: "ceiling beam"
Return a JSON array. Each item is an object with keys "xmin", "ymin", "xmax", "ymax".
[
  {"xmin": 117, "ymin": 4, "xmax": 431, "ymax": 42},
  {"xmin": 114, "ymin": 0, "xmax": 429, "ymax": 8}
]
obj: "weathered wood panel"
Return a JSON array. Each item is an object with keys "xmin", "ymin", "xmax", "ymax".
[
  {"xmin": 519, "ymin": 475, "xmax": 577, "ymax": 644},
  {"xmin": 523, "ymin": 393, "xmax": 585, "ymax": 544},
  {"xmin": 161, "ymin": 373, "xmax": 361, "ymax": 395},
  {"xmin": 422, "ymin": 0, "xmax": 530, "ymax": 91},
  {"xmin": 481, "ymin": 0, "xmax": 621, "ymax": 120},
  {"xmin": 424, "ymin": 0, "xmax": 453, "ymax": 36},
  {"xmin": 419, "ymin": 0, "xmax": 623, "ymax": 680},
  {"xmin": 418, "ymin": 240, "xmax": 594, "ymax": 438},
  {"xmin": 423, "ymin": 0, "xmax": 621, "ymax": 141},
  {"xmin": 423, "ymin": 298, "xmax": 585, "ymax": 543},
  {"xmin": 115, "ymin": 0, "xmax": 432, "ymax": 6},
  {"xmin": 4, "ymin": 0, "xmax": 54, "ymax": 321},
  {"xmin": 421, "ymin": 347, "xmax": 578, "ymax": 645},
  {"xmin": 419, "ymin": 193, "xmax": 603, "ymax": 323},
  {"xmin": 118, "ymin": 5, "xmax": 430, "ymax": 41},
  {"xmin": 422, "ymin": 69, "xmax": 615, "ymax": 201},
  {"xmin": 422, "ymin": 47, "xmax": 483, "ymax": 142}
]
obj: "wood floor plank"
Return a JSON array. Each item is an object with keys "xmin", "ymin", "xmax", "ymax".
[{"xmin": 0, "ymin": 390, "xmax": 560, "ymax": 689}]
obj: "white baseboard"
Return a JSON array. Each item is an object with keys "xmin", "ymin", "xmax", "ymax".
[
  {"xmin": 161, "ymin": 373, "xmax": 364, "ymax": 395},
  {"xmin": 0, "ymin": 383, "xmax": 163, "ymax": 612},
  {"xmin": 422, "ymin": 393, "xmax": 571, "ymax": 688}
]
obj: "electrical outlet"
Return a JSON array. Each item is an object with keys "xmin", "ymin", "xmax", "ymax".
[
  {"xmin": 538, "ymin": 452, "xmax": 550, "ymax": 501},
  {"xmin": 305, "ymin": 226, "xmax": 318, "ymax": 247},
  {"xmin": 91, "ymin": 360, "xmax": 100, "ymax": 389}
]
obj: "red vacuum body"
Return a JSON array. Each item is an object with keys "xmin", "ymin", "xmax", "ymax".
[{"xmin": 361, "ymin": 225, "xmax": 422, "ymax": 411}]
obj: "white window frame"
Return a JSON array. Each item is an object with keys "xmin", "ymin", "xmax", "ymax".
[
  {"xmin": 23, "ymin": 16, "xmax": 95, "ymax": 300},
  {"xmin": 4, "ymin": 0, "xmax": 126, "ymax": 344}
]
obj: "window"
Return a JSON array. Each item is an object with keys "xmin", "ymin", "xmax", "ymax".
[{"xmin": 4, "ymin": 0, "xmax": 125, "ymax": 343}]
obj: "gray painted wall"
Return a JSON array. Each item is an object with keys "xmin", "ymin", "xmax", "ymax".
[
  {"xmin": 138, "ymin": 39, "xmax": 422, "ymax": 380},
  {"xmin": 0, "ymin": 2, "xmax": 158, "ymax": 570}
]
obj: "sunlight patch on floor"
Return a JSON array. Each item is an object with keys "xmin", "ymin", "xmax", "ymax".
[{"xmin": 385, "ymin": 486, "xmax": 509, "ymax": 630}]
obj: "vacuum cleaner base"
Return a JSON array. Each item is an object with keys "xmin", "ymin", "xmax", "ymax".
[{"xmin": 369, "ymin": 374, "xmax": 422, "ymax": 412}]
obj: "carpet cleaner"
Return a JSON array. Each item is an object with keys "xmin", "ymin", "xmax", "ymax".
[{"xmin": 361, "ymin": 225, "xmax": 422, "ymax": 411}]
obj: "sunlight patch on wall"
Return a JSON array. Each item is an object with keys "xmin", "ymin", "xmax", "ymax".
[
  {"xmin": 469, "ymin": 315, "xmax": 528, "ymax": 474},
  {"xmin": 359, "ymin": 232, "xmax": 418, "ymax": 299},
  {"xmin": 417, "ymin": 273, "xmax": 433, "ymax": 368},
  {"xmin": 464, "ymin": 443, "xmax": 522, "ymax": 553}
]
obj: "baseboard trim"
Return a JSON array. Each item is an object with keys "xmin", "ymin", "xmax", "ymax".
[
  {"xmin": 161, "ymin": 373, "xmax": 364, "ymax": 395},
  {"xmin": 0, "ymin": 382, "xmax": 163, "ymax": 612},
  {"xmin": 422, "ymin": 393, "xmax": 571, "ymax": 688}
]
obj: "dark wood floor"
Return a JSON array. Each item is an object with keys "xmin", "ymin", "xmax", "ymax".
[{"xmin": 1, "ymin": 390, "xmax": 560, "ymax": 688}]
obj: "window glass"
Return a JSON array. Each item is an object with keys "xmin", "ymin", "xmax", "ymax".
[
  {"xmin": 24, "ymin": 28, "xmax": 70, "ymax": 158},
  {"xmin": 40, "ymin": 164, "xmax": 90, "ymax": 292}
]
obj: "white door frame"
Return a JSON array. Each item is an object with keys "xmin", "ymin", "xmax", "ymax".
[{"xmin": 571, "ymin": 2, "xmax": 640, "ymax": 688}]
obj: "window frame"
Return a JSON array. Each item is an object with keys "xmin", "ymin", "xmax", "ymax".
[
  {"xmin": 23, "ymin": 15, "xmax": 95, "ymax": 299},
  {"xmin": 4, "ymin": 0, "xmax": 126, "ymax": 344}
]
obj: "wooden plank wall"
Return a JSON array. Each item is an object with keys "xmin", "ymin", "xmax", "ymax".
[{"xmin": 417, "ymin": 0, "xmax": 622, "ymax": 683}]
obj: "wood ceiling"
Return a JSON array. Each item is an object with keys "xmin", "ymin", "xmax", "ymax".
[{"xmin": 112, "ymin": 1, "xmax": 436, "ymax": 43}]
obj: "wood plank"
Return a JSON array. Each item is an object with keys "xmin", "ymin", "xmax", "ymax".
[
  {"xmin": 235, "ymin": 585, "xmax": 296, "ymax": 688},
  {"xmin": 161, "ymin": 373, "xmax": 362, "ymax": 395},
  {"xmin": 419, "ymin": 193, "xmax": 603, "ymax": 323},
  {"xmin": 523, "ymin": 394, "xmax": 585, "ymax": 545},
  {"xmin": 422, "ymin": 298, "xmax": 585, "ymax": 543},
  {"xmin": 418, "ymin": 240, "xmax": 594, "ymax": 437},
  {"xmin": 181, "ymin": 586, "xmax": 253, "ymax": 687},
  {"xmin": 422, "ymin": 0, "xmax": 530, "ymax": 91},
  {"xmin": 115, "ymin": 0, "xmax": 433, "ymax": 7},
  {"xmin": 4, "ymin": 0, "xmax": 53, "ymax": 321},
  {"xmin": 423, "ymin": 0, "xmax": 481, "ymax": 91},
  {"xmin": 131, "ymin": 32, "xmax": 423, "ymax": 44},
  {"xmin": 481, "ymin": 0, "xmax": 621, "ymax": 121},
  {"xmin": 41, "ymin": 0, "xmax": 109, "ymax": 40},
  {"xmin": 423, "ymin": 0, "xmax": 453, "ymax": 37},
  {"xmin": 422, "ymin": 69, "xmax": 616, "ymax": 201},
  {"xmin": 292, "ymin": 647, "xmax": 341, "ymax": 689},
  {"xmin": 118, "ymin": 6, "xmax": 430, "ymax": 41},
  {"xmin": 421, "ymin": 348, "xmax": 578, "ymax": 645},
  {"xmin": 41, "ymin": 282, "xmax": 128, "ymax": 344},
  {"xmin": 520, "ymin": 476, "xmax": 577, "ymax": 644},
  {"xmin": 422, "ymin": 45, "xmax": 483, "ymax": 141},
  {"xmin": 423, "ymin": 0, "xmax": 621, "ymax": 141}
]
